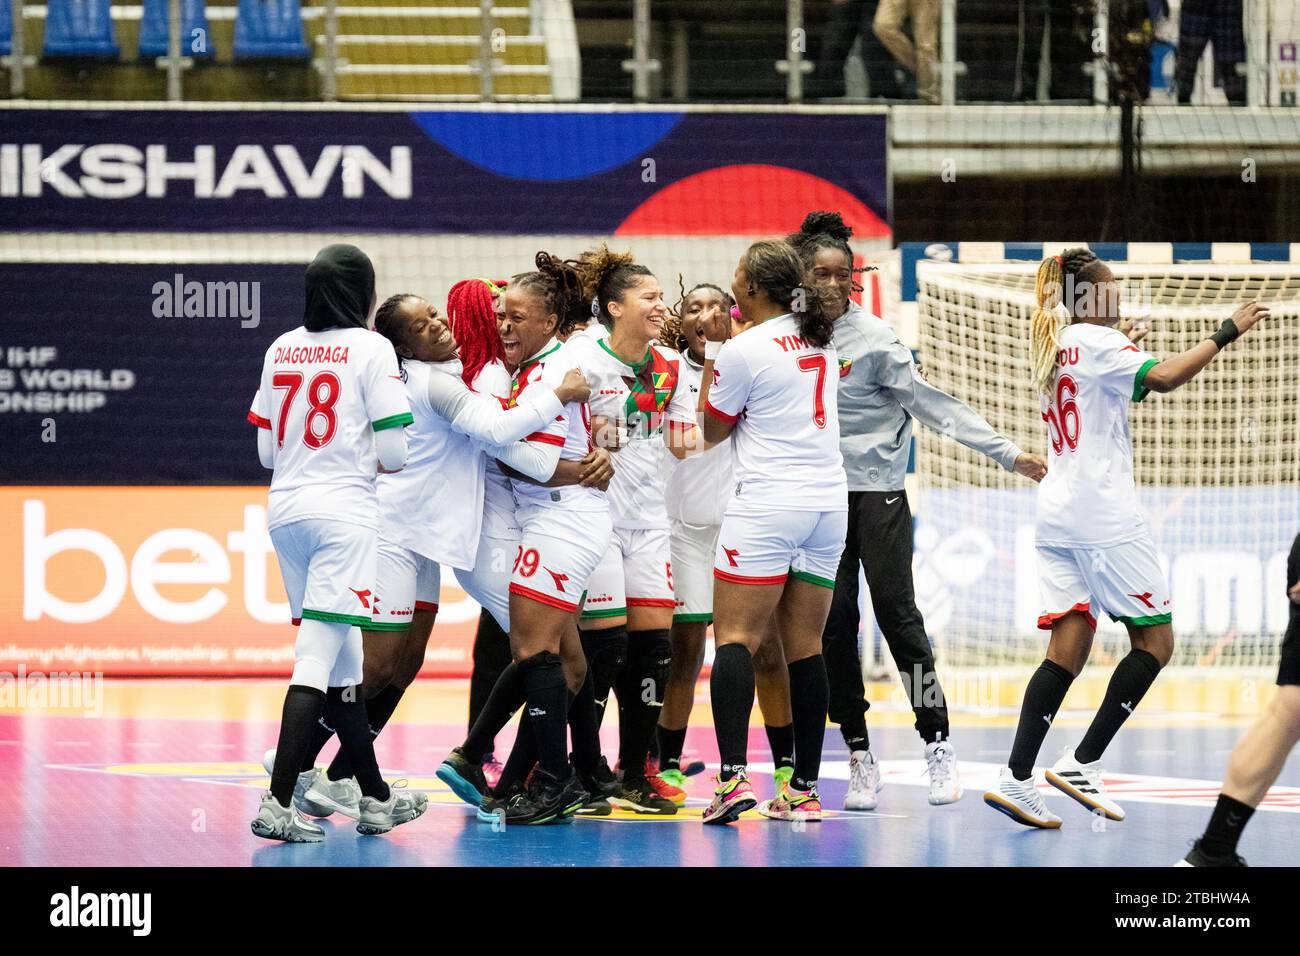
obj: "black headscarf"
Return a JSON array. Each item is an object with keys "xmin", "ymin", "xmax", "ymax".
[{"xmin": 304, "ymin": 243, "xmax": 376, "ymax": 332}]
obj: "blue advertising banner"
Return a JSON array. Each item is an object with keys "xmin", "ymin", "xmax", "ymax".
[
  {"xmin": 0, "ymin": 263, "xmax": 304, "ymax": 485},
  {"xmin": 0, "ymin": 108, "xmax": 891, "ymax": 237}
]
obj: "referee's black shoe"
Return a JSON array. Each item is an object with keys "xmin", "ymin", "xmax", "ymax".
[{"xmin": 1177, "ymin": 839, "xmax": 1247, "ymax": 867}]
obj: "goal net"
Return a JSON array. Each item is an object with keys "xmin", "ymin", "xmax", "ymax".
[{"xmin": 911, "ymin": 256, "xmax": 1300, "ymax": 671}]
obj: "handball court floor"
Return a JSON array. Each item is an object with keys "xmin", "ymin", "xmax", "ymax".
[{"xmin": 3, "ymin": 676, "xmax": 1298, "ymax": 868}]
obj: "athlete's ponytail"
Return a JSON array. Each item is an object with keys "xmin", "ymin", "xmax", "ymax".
[
  {"xmin": 741, "ymin": 239, "xmax": 833, "ymax": 348},
  {"xmin": 1030, "ymin": 256, "xmax": 1064, "ymax": 396},
  {"xmin": 446, "ymin": 278, "xmax": 506, "ymax": 388}
]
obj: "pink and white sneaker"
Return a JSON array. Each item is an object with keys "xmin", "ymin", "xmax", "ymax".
[
  {"xmin": 482, "ymin": 755, "xmax": 504, "ymax": 792},
  {"xmin": 759, "ymin": 784, "xmax": 823, "ymax": 822}
]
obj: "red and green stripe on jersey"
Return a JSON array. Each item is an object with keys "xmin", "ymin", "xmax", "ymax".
[
  {"xmin": 598, "ymin": 339, "xmax": 680, "ymax": 438},
  {"xmin": 509, "ymin": 340, "xmax": 567, "ymax": 447}
]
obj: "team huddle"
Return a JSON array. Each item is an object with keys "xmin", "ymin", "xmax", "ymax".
[{"xmin": 246, "ymin": 214, "xmax": 1289, "ymax": 862}]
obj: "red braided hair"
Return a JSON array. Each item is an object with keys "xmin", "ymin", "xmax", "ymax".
[{"xmin": 446, "ymin": 277, "xmax": 507, "ymax": 389}]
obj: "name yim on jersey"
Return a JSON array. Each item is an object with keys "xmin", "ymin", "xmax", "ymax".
[
  {"xmin": 0, "ymin": 144, "xmax": 411, "ymax": 199},
  {"xmin": 152, "ymin": 274, "xmax": 260, "ymax": 329}
]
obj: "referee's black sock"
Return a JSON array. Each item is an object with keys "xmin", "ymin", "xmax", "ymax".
[
  {"xmin": 1009, "ymin": 659, "xmax": 1074, "ymax": 780},
  {"xmin": 1199, "ymin": 794, "xmax": 1255, "ymax": 858},
  {"xmin": 270, "ymin": 684, "xmax": 326, "ymax": 806},
  {"xmin": 463, "ymin": 662, "xmax": 524, "ymax": 764},
  {"xmin": 710, "ymin": 643, "xmax": 755, "ymax": 781},
  {"xmin": 616, "ymin": 629, "xmax": 671, "ymax": 777},
  {"xmin": 788, "ymin": 655, "xmax": 829, "ymax": 791},
  {"xmin": 326, "ymin": 683, "xmax": 405, "ymax": 781},
  {"xmin": 765, "ymin": 723, "xmax": 795, "ymax": 771},
  {"xmin": 520, "ymin": 652, "xmax": 569, "ymax": 778},
  {"xmin": 468, "ymin": 609, "xmax": 512, "ymax": 754},
  {"xmin": 326, "ymin": 685, "xmax": 389, "ymax": 801},
  {"xmin": 1075, "ymin": 649, "xmax": 1162, "ymax": 764},
  {"xmin": 657, "ymin": 725, "xmax": 688, "ymax": 772},
  {"xmin": 298, "ymin": 713, "xmax": 336, "ymax": 773},
  {"xmin": 581, "ymin": 625, "xmax": 628, "ymax": 731}
]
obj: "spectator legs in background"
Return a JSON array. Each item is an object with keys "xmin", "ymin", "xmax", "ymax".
[
  {"xmin": 873, "ymin": 0, "xmax": 940, "ymax": 104},
  {"xmin": 855, "ymin": 0, "xmax": 903, "ymax": 98},
  {"xmin": 1175, "ymin": 0, "xmax": 1244, "ymax": 105},
  {"xmin": 814, "ymin": 0, "xmax": 870, "ymax": 99}
]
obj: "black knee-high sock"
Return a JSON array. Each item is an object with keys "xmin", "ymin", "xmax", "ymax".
[
  {"xmin": 569, "ymin": 670, "xmax": 603, "ymax": 774},
  {"xmin": 1075, "ymin": 649, "xmax": 1162, "ymax": 764},
  {"xmin": 1200, "ymin": 794, "xmax": 1256, "ymax": 857},
  {"xmin": 765, "ymin": 723, "xmax": 795, "ymax": 770},
  {"xmin": 520, "ymin": 652, "xmax": 568, "ymax": 778},
  {"xmin": 462, "ymin": 662, "xmax": 524, "ymax": 763},
  {"xmin": 298, "ymin": 713, "xmax": 337, "ymax": 773},
  {"xmin": 326, "ymin": 683, "xmax": 406, "ymax": 781},
  {"xmin": 1009, "ymin": 659, "xmax": 1075, "ymax": 780},
  {"xmin": 325, "ymin": 686, "xmax": 389, "ymax": 801},
  {"xmin": 468, "ymin": 609, "xmax": 512, "ymax": 754},
  {"xmin": 788, "ymin": 656, "xmax": 829, "ymax": 791},
  {"xmin": 615, "ymin": 629, "xmax": 671, "ymax": 777},
  {"xmin": 711, "ymin": 643, "xmax": 755, "ymax": 781},
  {"xmin": 581, "ymin": 625, "xmax": 628, "ymax": 731},
  {"xmin": 657, "ymin": 725, "xmax": 688, "ymax": 772},
  {"xmin": 270, "ymin": 685, "xmax": 326, "ymax": 806}
]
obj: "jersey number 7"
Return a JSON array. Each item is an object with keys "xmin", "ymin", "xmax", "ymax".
[
  {"xmin": 272, "ymin": 371, "xmax": 342, "ymax": 449},
  {"xmin": 797, "ymin": 354, "xmax": 828, "ymax": 429}
]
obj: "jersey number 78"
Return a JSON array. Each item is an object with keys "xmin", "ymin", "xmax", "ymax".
[{"xmin": 272, "ymin": 371, "xmax": 341, "ymax": 449}]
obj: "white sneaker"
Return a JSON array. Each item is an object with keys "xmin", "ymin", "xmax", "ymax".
[
  {"xmin": 844, "ymin": 750, "xmax": 882, "ymax": 811},
  {"xmin": 250, "ymin": 791, "xmax": 325, "ymax": 843},
  {"xmin": 304, "ymin": 773, "xmax": 363, "ymax": 820},
  {"xmin": 261, "ymin": 748, "xmax": 335, "ymax": 818},
  {"xmin": 983, "ymin": 768, "xmax": 1062, "ymax": 829},
  {"xmin": 924, "ymin": 740, "xmax": 963, "ymax": 805},
  {"xmin": 1046, "ymin": 747, "xmax": 1125, "ymax": 821},
  {"xmin": 356, "ymin": 781, "xmax": 429, "ymax": 835}
]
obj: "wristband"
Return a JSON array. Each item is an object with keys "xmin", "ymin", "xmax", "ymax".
[
  {"xmin": 704, "ymin": 340, "xmax": 723, "ymax": 361},
  {"xmin": 1209, "ymin": 318, "xmax": 1240, "ymax": 350}
]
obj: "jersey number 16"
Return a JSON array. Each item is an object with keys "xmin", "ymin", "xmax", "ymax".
[{"xmin": 1042, "ymin": 374, "xmax": 1079, "ymax": 455}]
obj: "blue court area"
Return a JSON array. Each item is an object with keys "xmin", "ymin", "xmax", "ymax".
[{"xmin": 3, "ymin": 679, "xmax": 1297, "ymax": 867}]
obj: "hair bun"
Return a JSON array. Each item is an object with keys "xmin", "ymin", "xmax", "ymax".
[{"xmin": 799, "ymin": 210, "xmax": 853, "ymax": 242}]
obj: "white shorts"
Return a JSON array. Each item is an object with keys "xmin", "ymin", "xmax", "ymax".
[
  {"xmin": 714, "ymin": 507, "xmax": 847, "ymax": 589},
  {"xmin": 580, "ymin": 525, "xmax": 675, "ymax": 622},
  {"xmin": 1036, "ymin": 538, "xmax": 1173, "ymax": 630},
  {"xmin": 368, "ymin": 539, "xmax": 441, "ymax": 632},
  {"xmin": 510, "ymin": 505, "xmax": 614, "ymax": 615},
  {"xmin": 669, "ymin": 519, "xmax": 721, "ymax": 623},
  {"xmin": 453, "ymin": 531, "xmax": 517, "ymax": 632},
  {"xmin": 271, "ymin": 519, "xmax": 377, "ymax": 628}
]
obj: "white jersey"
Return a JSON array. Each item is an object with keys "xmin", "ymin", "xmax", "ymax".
[
  {"xmin": 562, "ymin": 333, "xmax": 694, "ymax": 530},
  {"xmin": 376, "ymin": 359, "xmax": 484, "ymax": 570},
  {"xmin": 509, "ymin": 337, "xmax": 606, "ymax": 514},
  {"xmin": 249, "ymin": 326, "xmax": 411, "ymax": 532},
  {"xmin": 663, "ymin": 350, "xmax": 734, "ymax": 527},
  {"xmin": 705, "ymin": 313, "xmax": 847, "ymax": 512},
  {"xmin": 1035, "ymin": 322, "xmax": 1160, "ymax": 549},
  {"xmin": 474, "ymin": 361, "xmax": 520, "ymax": 537}
]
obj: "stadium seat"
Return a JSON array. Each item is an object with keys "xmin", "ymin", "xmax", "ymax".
[
  {"xmin": 42, "ymin": 0, "xmax": 120, "ymax": 59},
  {"xmin": 0, "ymin": 0, "xmax": 10, "ymax": 57},
  {"xmin": 233, "ymin": 0, "xmax": 310, "ymax": 60},
  {"xmin": 138, "ymin": 0, "xmax": 214, "ymax": 60}
]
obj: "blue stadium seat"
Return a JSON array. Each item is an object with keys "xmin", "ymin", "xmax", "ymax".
[
  {"xmin": 233, "ymin": 0, "xmax": 310, "ymax": 60},
  {"xmin": 42, "ymin": 0, "xmax": 119, "ymax": 59},
  {"xmin": 139, "ymin": 0, "xmax": 214, "ymax": 60},
  {"xmin": 0, "ymin": 0, "xmax": 11, "ymax": 57}
]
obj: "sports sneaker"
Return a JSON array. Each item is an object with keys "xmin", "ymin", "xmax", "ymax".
[
  {"xmin": 436, "ymin": 747, "xmax": 488, "ymax": 807},
  {"xmin": 482, "ymin": 754, "xmax": 504, "ymax": 792},
  {"xmin": 526, "ymin": 767, "xmax": 587, "ymax": 823},
  {"xmin": 925, "ymin": 740, "xmax": 963, "ymax": 805},
  {"xmin": 702, "ymin": 771, "xmax": 757, "ymax": 825},
  {"xmin": 1046, "ymin": 747, "xmax": 1124, "ymax": 821},
  {"xmin": 356, "ymin": 781, "xmax": 428, "ymax": 835},
  {"xmin": 250, "ymin": 791, "xmax": 325, "ymax": 843},
  {"xmin": 575, "ymin": 756, "xmax": 619, "ymax": 815},
  {"xmin": 759, "ymin": 783, "xmax": 823, "ymax": 822},
  {"xmin": 773, "ymin": 765, "xmax": 794, "ymax": 799},
  {"xmin": 262, "ymin": 748, "xmax": 336, "ymax": 818},
  {"xmin": 610, "ymin": 776, "xmax": 679, "ymax": 815},
  {"xmin": 303, "ymin": 773, "xmax": 362, "ymax": 820},
  {"xmin": 844, "ymin": 750, "xmax": 882, "ymax": 811},
  {"xmin": 1176, "ymin": 839, "xmax": 1247, "ymax": 868},
  {"xmin": 680, "ymin": 755, "xmax": 707, "ymax": 777},
  {"xmin": 983, "ymin": 767, "xmax": 1062, "ymax": 828},
  {"xmin": 651, "ymin": 765, "xmax": 688, "ymax": 806}
]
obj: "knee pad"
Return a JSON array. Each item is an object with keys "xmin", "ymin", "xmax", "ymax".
[
  {"xmin": 628, "ymin": 629, "xmax": 672, "ymax": 703},
  {"xmin": 292, "ymin": 618, "xmax": 349, "ymax": 692},
  {"xmin": 582, "ymin": 625, "xmax": 628, "ymax": 686},
  {"xmin": 517, "ymin": 650, "xmax": 565, "ymax": 693}
]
